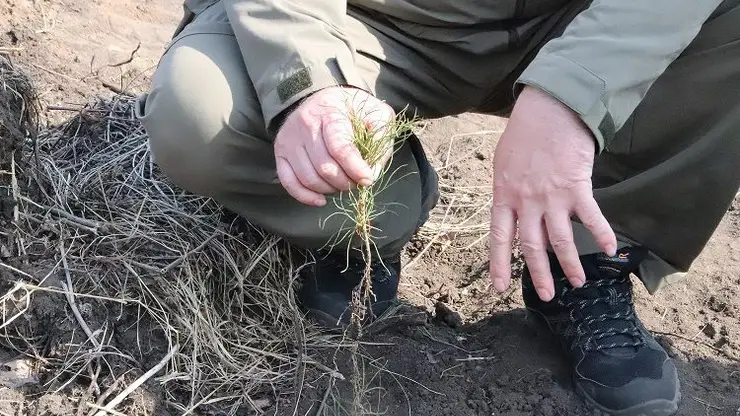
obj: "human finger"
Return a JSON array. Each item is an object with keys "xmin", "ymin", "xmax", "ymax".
[
  {"xmin": 291, "ymin": 146, "xmax": 340, "ymax": 194},
  {"xmin": 544, "ymin": 210, "xmax": 586, "ymax": 288},
  {"xmin": 321, "ymin": 110, "xmax": 374, "ymax": 186},
  {"xmin": 275, "ymin": 156, "xmax": 327, "ymax": 207},
  {"xmin": 305, "ymin": 140, "xmax": 355, "ymax": 192},
  {"xmin": 518, "ymin": 212, "xmax": 555, "ymax": 301},
  {"xmin": 574, "ymin": 191, "xmax": 617, "ymax": 257},
  {"xmin": 489, "ymin": 203, "xmax": 517, "ymax": 293}
]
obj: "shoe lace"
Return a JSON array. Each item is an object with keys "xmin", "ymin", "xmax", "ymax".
[{"xmin": 557, "ymin": 276, "xmax": 646, "ymax": 352}]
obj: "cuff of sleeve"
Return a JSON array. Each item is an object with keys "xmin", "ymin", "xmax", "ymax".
[
  {"xmin": 262, "ymin": 51, "xmax": 368, "ymax": 137},
  {"xmin": 514, "ymin": 53, "xmax": 613, "ymax": 154}
]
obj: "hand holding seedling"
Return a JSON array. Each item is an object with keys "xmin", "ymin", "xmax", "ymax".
[
  {"xmin": 274, "ymin": 87, "xmax": 395, "ymax": 207},
  {"xmin": 489, "ymin": 86, "xmax": 618, "ymax": 302}
]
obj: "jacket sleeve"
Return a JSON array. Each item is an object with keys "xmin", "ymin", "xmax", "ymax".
[
  {"xmin": 515, "ymin": 0, "xmax": 724, "ymax": 153},
  {"xmin": 223, "ymin": 0, "xmax": 367, "ymax": 134}
]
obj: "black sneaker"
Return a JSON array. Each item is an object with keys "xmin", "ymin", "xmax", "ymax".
[
  {"xmin": 298, "ymin": 250, "xmax": 401, "ymax": 328},
  {"xmin": 522, "ymin": 247, "xmax": 681, "ymax": 416}
]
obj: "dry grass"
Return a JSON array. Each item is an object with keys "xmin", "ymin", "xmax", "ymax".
[
  {"xmin": 402, "ymin": 179, "xmax": 493, "ymax": 275},
  {"xmin": 0, "ymin": 61, "xmax": 495, "ymax": 416},
  {"xmin": 0, "ymin": 94, "xmax": 351, "ymax": 415},
  {"xmin": 0, "ymin": 55, "xmax": 38, "ymax": 231},
  {"xmin": 0, "ymin": 55, "xmax": 37, "ymax": 150}
]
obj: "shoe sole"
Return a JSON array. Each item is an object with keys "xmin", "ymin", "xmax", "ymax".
[
  {"xmin": 575, "ymin": 383, "xmax": 680, "ymax": 416},
  {"xmin": 524, "ymin": 308, "xmax": 681, "ymax": 416}
]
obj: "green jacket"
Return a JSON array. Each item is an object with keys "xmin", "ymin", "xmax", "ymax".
[{"xmin": 181, "ymin": 0, "xmax": 723, "ymax": 152}]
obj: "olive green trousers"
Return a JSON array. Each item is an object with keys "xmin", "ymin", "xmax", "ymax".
[{"xmin": 137, "ymin": 1, "xmax": 740, "ymax": 293}]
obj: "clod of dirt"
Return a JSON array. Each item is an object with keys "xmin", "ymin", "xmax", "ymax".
[
  {"xmin": 494, "ymin": 374, "xmax": 511, "ymax": 387},
  {"xmin": 27, "ymin": 394, "xmax": 73, "ymax": 416},
  {"xmin": 713, "ymin": 337, "xmax": 729, "ymax": 349},
  {"xmin": 435, "ymin": 301, "xmax": 464, "ymax": 328},
  {"xmin": 657, "ymin": 336, "xmax": 679, "ymax": 358},
  {"xmin": 466, "ymin": 398, "xmax": 489, "ymax": 414},
  {"xmin": 708, "ymin": 295, "xmax": 729, "ymax": 314},
  {"xmin": 0, "ymin": 358, "xmax": 38, "ymax": 388},
  {"xmin": 703, "ymin": 323, "xmax": 717, "ymax": 339},
  {"xmin": 0, "ymin": 388, "xmax": 24, "ymax": 415},
  {"xmin": 730, "ymin": 194, "xmax": 740, "ymax": 211}
]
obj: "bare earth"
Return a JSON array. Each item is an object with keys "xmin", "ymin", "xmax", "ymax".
[{"xmin": 1, "ymin": 1, "xmax": 738, "ymax": 415}]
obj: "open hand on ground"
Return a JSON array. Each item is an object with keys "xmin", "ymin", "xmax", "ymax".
[
  {"xmin": 274, "ymin": 86, "xmax": 395, "ymax": 207},
  {"xmin": 488, "ymin": 86, "xmax": 618, "ymax": 301}
]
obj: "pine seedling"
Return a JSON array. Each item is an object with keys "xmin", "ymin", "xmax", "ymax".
[
  {"xmin": 320, "ymin": 94, "xmax": 416, "ymax": 415},
  {"xmin": 329, "ymin": 97, "xmax": 415, "ymax": 338}
]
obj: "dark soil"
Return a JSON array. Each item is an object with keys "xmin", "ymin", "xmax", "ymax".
[{"xmin": 1, "ymin": 2, "xmax": 739, "ymax": 415}]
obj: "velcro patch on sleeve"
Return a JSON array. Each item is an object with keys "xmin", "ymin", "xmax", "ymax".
[{"xmin": 277, "ymin": 67, "xmax": 313, "ymax": 103}]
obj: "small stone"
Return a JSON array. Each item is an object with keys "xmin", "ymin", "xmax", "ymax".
[
  {"xmin": 474, "ymin": 151, "xmax": 487, "ymax": 160},
  {"xmin": 0, "ymin": 358, "xmax": 39, "ymax": 388},
  {"xmin": 702, "ymin": 323, "xmax": 717, "ymax": 339}
]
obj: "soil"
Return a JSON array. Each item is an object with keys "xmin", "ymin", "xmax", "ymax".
[{"xmin": 1, "ymin": 1, "xmax": 738, "ymax": 415}]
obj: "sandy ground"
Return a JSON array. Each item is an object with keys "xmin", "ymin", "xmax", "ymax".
[{"xmin": 1, "ymin": 1, "xmax": 738, "ymax": 415}]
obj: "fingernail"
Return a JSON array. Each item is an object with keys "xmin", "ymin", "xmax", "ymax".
[
  {"xmin": 538, "ymin": 287, "xmax": 554, "ymax": 301},
  {"xmin": 315, "ymin": 198, "xmax": 326, "ymax": 206},
  {"xmin": 605, "ymin": 244, "xmax": 617, "ymax": 257},
  {"xmin": 492, "ymin": 278, "xmax": 507, "ymax": 293},
  {"xmin": 358, "ymin": 167, "xmax": 375, "ymax": 187}
]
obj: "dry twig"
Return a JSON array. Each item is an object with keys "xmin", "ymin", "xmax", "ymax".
[
  {"xmin": 107, "ymin": 43, "xmax": 141, "ymax": 68},
  {"xmin": 60, "ymin": 240, "xmax": 100, "ymax": 349},
  {"xmin": 93, "ymin": 344, "xmax": 179, "ymax": 416},
  {"xmin": 652, "ymin": 330, "xmax": 740, "ymax": 362}
]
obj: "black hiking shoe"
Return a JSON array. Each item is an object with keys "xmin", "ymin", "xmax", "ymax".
[
  {"xmin": 298, "ymin": 250, "xmax": 401, "ymax": 328},
  {"xmin": 522, "ymin": 247, "xmax": 681, "ymax": 416}
]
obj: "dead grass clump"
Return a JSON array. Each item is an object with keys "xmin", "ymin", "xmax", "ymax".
[
  {"xmin": 0, "ymin": 55, "xmax": 36, "ymax": 157},
  {"xmin": 6, "ymin": 95, "xmax": 340, "ymax": 415},
  {"xmin": 0, "ymin": 55, "xmax": 37, "ymax": 226}
]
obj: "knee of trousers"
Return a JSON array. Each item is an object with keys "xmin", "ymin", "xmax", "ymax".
[{"xmin": 135, "ymin": 82, "xmax": 266, "ymax": 201}]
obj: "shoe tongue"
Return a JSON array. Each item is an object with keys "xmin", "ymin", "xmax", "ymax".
[
  {"xmin": 592, "ymin": 249, "xmax": 646, "ymax": 277},
  {"xmin": 576, "ymin": 249, "xmax": 646, "ymax": 356}
]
